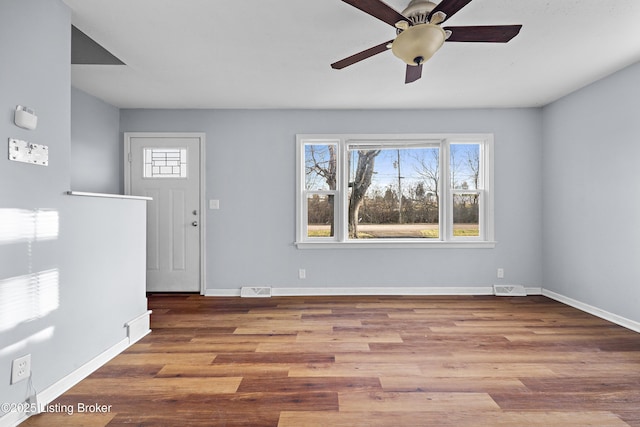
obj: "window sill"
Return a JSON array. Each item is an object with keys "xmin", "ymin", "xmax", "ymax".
[{"xmin": 295, "ymin": 240, "xmax": 497, "ymax": 249}]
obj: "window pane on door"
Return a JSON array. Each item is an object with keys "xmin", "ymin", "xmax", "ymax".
[{"xmin": 144, "ymin": 148, "xmax": 187, "ymax": 178}]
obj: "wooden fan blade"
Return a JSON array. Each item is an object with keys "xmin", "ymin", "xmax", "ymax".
[
  {"xmin": 405, "ymin": 64, "xmax": 423, "ymax": 84},
  {"xmin": 428, "ymin": 0, "xmax": 473, "ymax": 23},
  {"xmin": 342, "ymin": 0, "xmax": 408, "ymax": 27},
  {"xmin": 331, "ymin": 40, "xmax": 393, "ymax": 69},
  {"xmin": 444, "ymin": 25, "xmax": 522, "ymax": 42}
]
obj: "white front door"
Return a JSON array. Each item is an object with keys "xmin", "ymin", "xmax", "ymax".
[{"xmin": 125, "ymin": 133, "xmax": 203, "ymax": 292}]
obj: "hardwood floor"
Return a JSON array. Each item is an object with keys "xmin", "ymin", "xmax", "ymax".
[{"xmin": 23, "ymin": 294, "xmax": 640, "ymax": 426}]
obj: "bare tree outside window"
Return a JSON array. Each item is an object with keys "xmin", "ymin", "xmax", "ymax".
[
  {"xmin": 348, "ymin": 150, "xmax": 380, "ymax": 238},
  {"xmin": 305, "ymin": 144, "xmax": 336, "ymax": 237},
  {"xmin": 298, "ymin": 136, "xmax": 492, "ymax": 245},
  {"xmin": 451, "ymin": 144, "xmax": 481, "ymax": 236},
  {"xmin": 305, "ymin": 145, "xmax": 336, "ymax": 191}
]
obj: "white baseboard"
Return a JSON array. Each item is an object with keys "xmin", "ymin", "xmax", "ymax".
[
  {"xmin": 1, "ymin": 311, "xmax": 152, "ymax": 427},
  {"xmin": 204, "ymin": 288, "xmax": 241, "ymax": 297},
  {"xmin": 126, "ymin": 310, "xmax": 152, "ymax": 344},
  {"xmin": 205, "ymin": 286, "xmax": 516, "ymax": 297},
  {"xmin": 205, "ymin": 285, "xmax": 546, "ymax": 297},
  {"xmin": 273, "ymin": 286, "xmax": 497, "ymax": 296},
  {"xmin": 542, "ymin": 289, "xmax": 640, "ymax": 333}
]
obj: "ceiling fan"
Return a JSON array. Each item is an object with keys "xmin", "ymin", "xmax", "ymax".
[{"xmin": 331, "ymin": 0, "xmax": 522, "ymax": 83}]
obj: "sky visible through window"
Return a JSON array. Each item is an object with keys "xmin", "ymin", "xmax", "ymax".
[{"xmin": 305, "ymin": 143, "xmax": 480, "ymax": 194}]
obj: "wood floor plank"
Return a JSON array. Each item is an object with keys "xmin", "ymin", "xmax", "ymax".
[
  {"xmin": 418, "ymin": 362, "xmax": 557, "ymax": 378},
  {"xmin": 444, "ymin": 350, "xmax": 640, "ymax": 364},
  {"xmin": 338, "ymin": 391, "xmax": 500, "ymax": 412},
  {"xmin": 134, "ymin": 342, "xmax": 259, "ymax": 353},
  {"xmin": 288, "ymin": 362, "xmax": 422, "ymax": 378},
  {"xmin": 380, "ymin": 376, "xmax": 529, "ymax": 392},
  {"xmin": 105, "ymin": 411, "xmax": 280, "ymax": 427},
  {"xmin": 277, "ymin": 410, "xmax": 630, "ymax": 427},
  {"xmin": 23, "ymin": 412, "xmax": 117, "ymax": 427},
  {"xmin": 189, "ymin": 334, "xmax": 297, "ymax": 344},
  {"xmin": 249, "ymin": 308, "xmax": 333, "ymax": 316},
  {"xmin": 295, "ymin": 330, "xmax": 403, "ymax": 343},
  {"xmin": 491, "ymin": 390, "xmax": 640, "ymax": 412},
  {"xmin": 256, "ymin": 342, "xmax": 370, "ymax": 353},
  {"xmin": 213, "ymin": 352, "xmax": 335, "ymax": 364},
  {"xmin": 86, "ymin": 364, "xmax": 164, "ymax": 379},
  {"xmin": 103, "ymin": 352, "xmax": 217, "ymax": 366},
  {"xmin": 21, "ymin": 294, "xmax": 640, "ymax": 426},
  {"xmin": 62, "ymin": 377, "xmax": 242, "ymax": 396},
  {"xmin": 156, "ymin": 363, "xmax": 292, "ymax": 378},
  {"xmin": 335, "ymin": 352, "xmax": 452, "ymax": 364},
  {"xmin": 521, "ymin": 376, "xmax": 640, "ymax": 393},
  {"xmin": 233, "ymin": 324, "xmax": 334, "ymax": 335},
  {"xmin": 237, "ymin": 377, "xmax": 382, "ymax": 393}
]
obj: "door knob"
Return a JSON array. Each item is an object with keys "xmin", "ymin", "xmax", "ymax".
[{"xmin": 192, "ymin": 221, "xmax": 198, "ymax": 227}]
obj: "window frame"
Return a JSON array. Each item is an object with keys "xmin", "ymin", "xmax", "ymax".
[{"xmin": 296, "ymin": 134, "xmax": 495, "ymax": 249}]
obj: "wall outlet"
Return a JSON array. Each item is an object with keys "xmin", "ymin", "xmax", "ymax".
[
  {"xmin": 497, "ymin": 268, "xmax": 505, "ymax": 279},
  {"xmin": 11, "ymin": 354, "xmax": 31, "ymax": 384},
  {"xmin": 299, "ymin": 269, "xmax": 306, "ymax": 279}
]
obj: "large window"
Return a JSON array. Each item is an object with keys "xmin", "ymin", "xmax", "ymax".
[{"xmin": 296, "ymin": 134, "xmax": 494, "ymax": 248}]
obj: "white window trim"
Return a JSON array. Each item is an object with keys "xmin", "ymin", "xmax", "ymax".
[{"xmin": 296, "ymin": 134, "xmax": 496, "ymax": 249}]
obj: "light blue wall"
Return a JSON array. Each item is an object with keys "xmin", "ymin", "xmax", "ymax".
[
  {"xmin": 0, "ymin": 0, "xmax": 148, "ymax": 419},
  {"xmin": 0, "ymin": 0, "xmax": 71, "ymax": 204},
  {"xmin": 120, "ymin": 108, "xmax": 543, "ymax": 291},
  {"xmin": 70, "ymin": 87, "xmax": 121, "ymax": 194},
  {"xmin": 542, "ymin": 61, "xmax": 640, "ymax": 323}
]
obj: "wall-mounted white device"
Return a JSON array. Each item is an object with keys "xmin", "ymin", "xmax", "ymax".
[
  {"xmin": 8, "ymin": 138, "xmax": 49, "ymax": 166},
  {"xmin": 14, "ymin": 105, "xmax": 38, "ymax": 130}
]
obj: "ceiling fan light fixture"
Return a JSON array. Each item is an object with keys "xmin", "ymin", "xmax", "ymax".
[
  {"xmin": 401, "ymin": 0, "xmax": 437, "ymax": 24},
  {"xmin": 391, "ymin": 23, "xmax": 446, "ymax": 65}
]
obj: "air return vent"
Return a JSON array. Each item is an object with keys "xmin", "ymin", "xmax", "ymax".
[
  {"xmin": 493, "ymin": 284, "xmax": 527, "ymax": 297},
  {"xmin": 240, "ymin": 287, "xmax": 272, "ymax": 298}
]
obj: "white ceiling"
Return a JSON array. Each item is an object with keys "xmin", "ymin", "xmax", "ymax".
[{"xmin": 63, "ymin": 0, "xmax": 640, "ymax": 109}]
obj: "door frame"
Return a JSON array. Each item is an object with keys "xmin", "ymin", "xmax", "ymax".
[{"xmin": 124, "ymin": 132, "xmax": 206, "ymax": 295}]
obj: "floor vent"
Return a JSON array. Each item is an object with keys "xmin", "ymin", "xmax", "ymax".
[
  {"xmin": 493, "ymin": 284, "xmax": 527, "ymax": 297},
  {"xmin": 240, "ymin": 287, "xmax": 272, "ymax": 298}
]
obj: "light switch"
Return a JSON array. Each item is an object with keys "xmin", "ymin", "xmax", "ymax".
[{"xmin": 209, "ymin": 199, "xmax": 220, "ymax": 210}]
